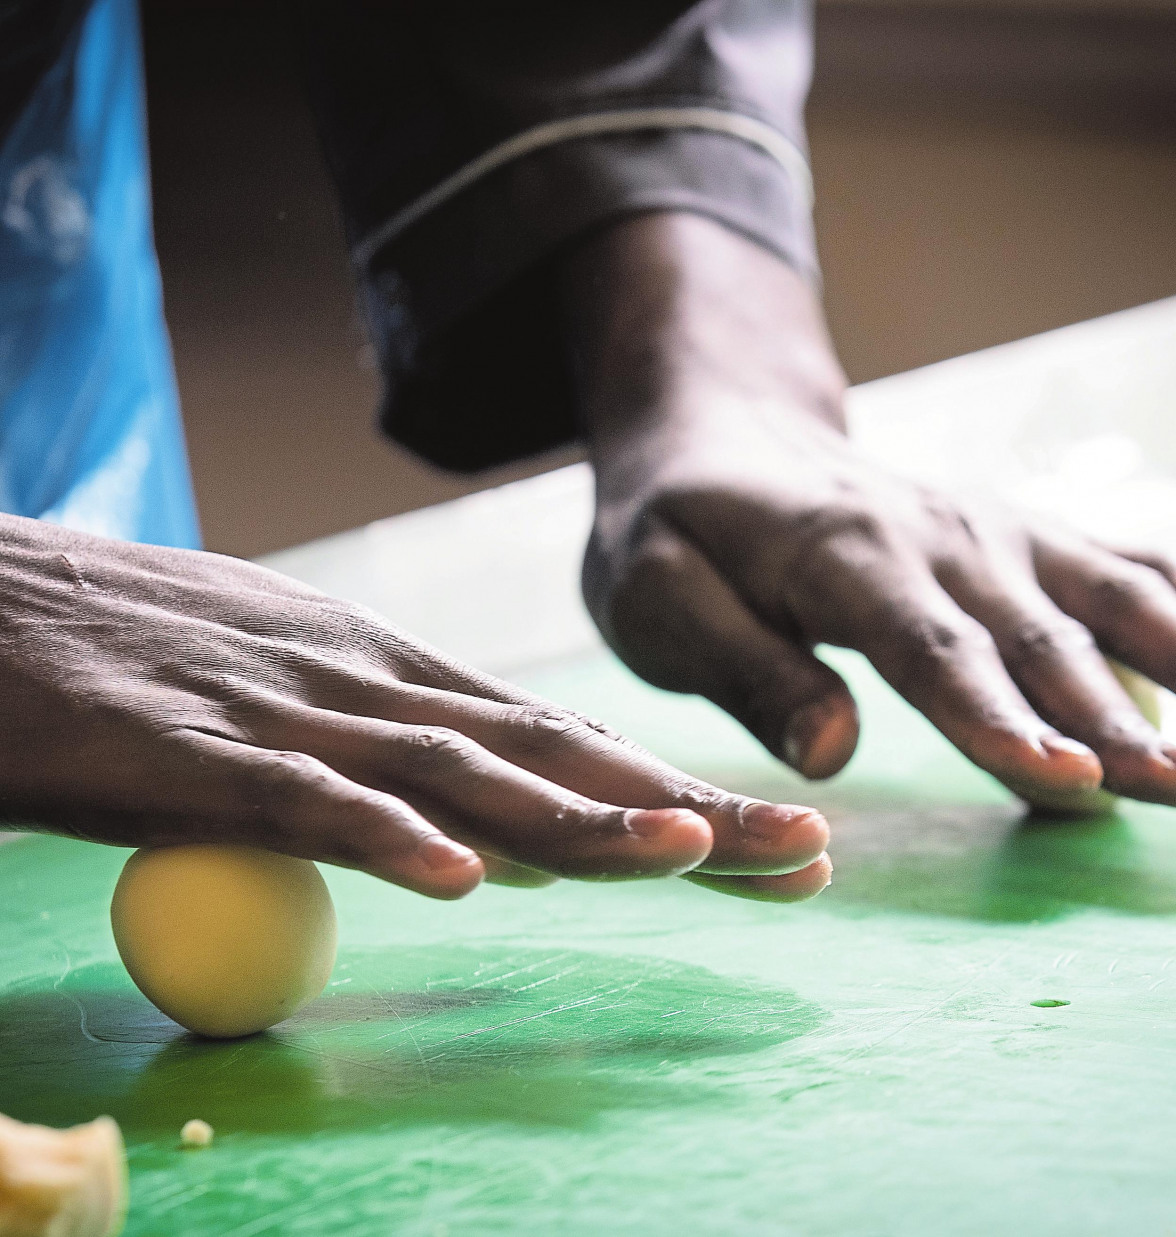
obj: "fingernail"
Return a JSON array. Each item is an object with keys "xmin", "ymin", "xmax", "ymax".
[
  {"xmin": 782, "ymin": 707, "xmax": 817, "ymax": 770},
  {"xmin": 417, "ymin": 834, "xmax": 479, "ymax": 871},
  {"xmin": 783, "ymin": 700, "xmax": 857, "ymax": 780},
  {"xmin": 740, "ymin": 801, "xmax": 785, "ymax": 841},
  {"xmin": 741, "ymin": 802, "xmax": 830, "ymax": 849},
  {"xmin": 1039, "ymin": 735, "xmax": 1103, "ymax": 790},
  {"xmin": 625, "ymin": 807, "xmax": 709, "ymax": 841},
  {"xmin": 1040, "ymin": 734, "xmax": 1095, "ymax": 759}
]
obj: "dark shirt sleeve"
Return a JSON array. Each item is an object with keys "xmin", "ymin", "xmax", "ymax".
[{"xmin": 301, "ymin": 0, "xmax": 816, "ymax": 471}]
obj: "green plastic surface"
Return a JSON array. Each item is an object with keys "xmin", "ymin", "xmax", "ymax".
[{"xmin": 3, "ymin": 647, "xmax": 1175, "ymax": 1236}]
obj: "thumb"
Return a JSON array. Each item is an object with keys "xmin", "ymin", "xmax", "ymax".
[{"xmin": 589, "ymin": 519, "xmax": 859, "ymax": 779}]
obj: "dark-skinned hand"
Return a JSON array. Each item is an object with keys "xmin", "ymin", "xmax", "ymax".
[
  {"xmin": 0, "ymin": 513, "xmax": 830, "ymax": 901},
  {"xmin": 567, "ymin": 212, "xmax": 1176, "ymax": 815}
]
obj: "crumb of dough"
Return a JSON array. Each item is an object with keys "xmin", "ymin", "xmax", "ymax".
[
  {"xmin": 0, "ymin": 1111, "xmax": 127, "ymax": 1237},
  {"xmin": 179, "ymin": 1120, "xmax": 214, "ymax": 1150}
]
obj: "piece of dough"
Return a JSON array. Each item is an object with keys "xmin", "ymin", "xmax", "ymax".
[
  {"xmin": 178, "ymin": 1121, "xmax": 213, "ymax": 1150},
  {"xmin": 0, "ymin": 1113, "xmax": 126, "ymax": 1237},
  {"xmin": 110, "ymin": 846, "xmax": 337, "ymax": 1039}
]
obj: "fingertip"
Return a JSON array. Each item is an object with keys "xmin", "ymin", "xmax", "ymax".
[
  {"xmin": 686, "ymin": 852, "xmax": 833, "ymax": 902},
  {"xmin": 1091, "ymin": 740, "xmax": 1176, "ymax": 808},
  {"xmin": 996, "ymin": 731, "xmax": 1104, "ymax": 811},
  {"xmin": 389, "ymin": 835, "xmax": 486, "ymax": 900},
  {"xmin": 782, "ymin": 693, "xmax": 860, "ymax": 780},
  {"xmin": 706, "ymin": 801, "xmax": 829, "ymax": 875},
  {"xmin": 1036, "ymin": 734, "xmax": 1104, "ymax": 791},
  {"xmin": 741, "ymin": 851, "xmax": 833, "ymax": 901},
  {"xmin": 774, "ymin": 852, "xmax": 834, "ymax": 901},
  {"xmin": 785, "ymin": 806, "xmax": 831, "ymax": 867}
]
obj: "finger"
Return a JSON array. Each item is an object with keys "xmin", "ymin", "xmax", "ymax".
[
  {"xmin": 1034, "ymin": 533, "xmax": 1176, "ymax": 692},
  {"xmin": 270, "ymin": 528, "xmax": 833, "ymax": 875},
  {"xmin": 827, "ymin": 546, "xmax": 1104, "ymax": 801},
  {"xmin": 181, "ymin": 731, "xmax": 485, "ymax": 899},
  {"xmin": 684, "ymin": 853, "xmax": 833, "ymax": 902},
  {"xmin": 1095, "ymin": 542, "xmax": 1176, "ymax": 591},
  {"xmin": 245, "ymin": 709, "xmax": 713, "ymax": 881},
  {"xmin": 597, "ymin": 519, "xmax": 859, "ymax": 780},
  {"xmin": 331, "ymin": 683, "xmax": 830, "ymax": 876},
  {"xmin": 944, "ymin": 545, "xmax": 1176, "ymax": 806}
]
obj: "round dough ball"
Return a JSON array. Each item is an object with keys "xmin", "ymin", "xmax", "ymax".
[{"xmin": 111, "ymin": 845, "xmax": 337, "ymax": 1039}]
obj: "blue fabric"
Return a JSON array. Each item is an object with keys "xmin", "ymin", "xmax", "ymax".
[{"xmin": 0, "ymin": 0, "xmax": 200, "ymax": 548}]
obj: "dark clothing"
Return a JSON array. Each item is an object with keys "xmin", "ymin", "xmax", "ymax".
[
  {"xmin": 4, "ymin": 1, "xmax": 817, "ymax": 474},
  {"xmin": 301, "ymin": 0, "xmax": 816, "ymax": 470}
]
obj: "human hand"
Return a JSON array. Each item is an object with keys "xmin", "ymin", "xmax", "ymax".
[
  {"xmin": 569, "ymin": 212, "xmax": 1176, "ymax": 812},
  {"xmin": 0, "ymin": 514, "xmax": 829, "ymax": 900}
]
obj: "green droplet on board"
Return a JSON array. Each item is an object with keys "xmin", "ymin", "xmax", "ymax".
[{"xmin": 1030, "ymin": 998, "xmax": 1071, "ymax": 1008}]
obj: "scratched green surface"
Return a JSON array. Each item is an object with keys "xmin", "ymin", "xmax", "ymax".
[{"xmin": 3, "ymin": 647, "xmax": 1176, "ymax": 1237}]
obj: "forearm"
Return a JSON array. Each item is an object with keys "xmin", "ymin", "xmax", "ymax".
[{"xmin": 562, "ymin": 212, "xmax": 850, "ymax": 498}]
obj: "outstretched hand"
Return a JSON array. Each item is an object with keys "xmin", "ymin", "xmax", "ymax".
[
  {"xmin": 0, "ymin": 514, "xmax": 830, "ymax": 901},
  {"xmin": 570, "ymin": 212, "xmax": 1176, "ymax": 813}
]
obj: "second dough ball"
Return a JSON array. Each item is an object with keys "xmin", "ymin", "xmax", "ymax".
[{"xmin": 111, "ymin": 845, "xmax": 337, "ymax": 1039}]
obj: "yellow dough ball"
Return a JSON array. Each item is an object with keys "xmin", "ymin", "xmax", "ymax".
[
  {"xmin": 110, "ymin": 846, "xmax": 337, "ymax": 1039},
  {"xmin": 1108, "ymin": 658, "xmax": 1162, "ymax": 729},
  {"xmin": 0, "ymin": 1112, "xmax": 126, "ymax": 1237}
]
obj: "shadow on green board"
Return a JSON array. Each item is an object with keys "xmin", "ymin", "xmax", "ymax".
[
  {"xmin": 0, "ymin": 946, "xmax": 825, "ymax": 1137},
  {"xmin": 819, "ymin": 800, "xmax": 1176, "ymax": 923}
]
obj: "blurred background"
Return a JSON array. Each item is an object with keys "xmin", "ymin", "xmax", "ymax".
[{"xmin": 141, "ymin": 0, "xmax": 1176, "ymax": 558}]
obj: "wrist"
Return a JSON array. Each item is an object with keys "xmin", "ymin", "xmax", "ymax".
[{"xmin": 562, "ymin": 211, "xmax": 848, "ymax": 468}]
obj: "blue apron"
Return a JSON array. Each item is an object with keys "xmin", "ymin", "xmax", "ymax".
[{"xmin": 0, "ymin": 0, "xmax": 200, "ymax": 548}]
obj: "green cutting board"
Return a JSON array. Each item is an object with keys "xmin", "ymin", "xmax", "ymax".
[{"xmin": 2, "ymin": 648, "xmax": 1175, "ymax": 1236}]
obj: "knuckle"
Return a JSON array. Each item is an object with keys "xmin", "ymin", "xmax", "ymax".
[
  {"xmin": 830, "ymin": 502, "xmax": 902, "ymax": 549},
  {"xmin": 503, "ymin": 706, "xmax": 588, "ymax": 756},
  {"xmin": 674, "ymin": 783, "xmax": 732, "ymax": 816},
  {"xmin": 256, "ymin": 748, "xmax": 327, "ymax": 786},
  {"xmin": 403, "ymin": 725, "xmax": 479, "ymax": 770},
  {"xmin": 795, "ymin": 504, "xmax": 892, "ymax": 560},
  {"xmin": 901, "ymin": 613, "xmax": 989, "ymax": 659},
  {"xmin": 1091, "ymin": 565, "xmax": 1167, "ymax": 618},
  {"xmin": 785, "ymin": 509, "xmax": 910, "ymax": 602},
  {"xmin": 1005, "ymin": 614, "xmax": 1095, "ymax": 666},
  {"xmin": 886, "ymin": 613, "xmax": 994, "ymax": 691},
  {"xmin": 186, "ymin": 669, "xmax": 279, "ymax": 718},
  {"xmin": 918, "ymin": 489, "xmax": 977, "ymax": 542},
  {"xmin": 575, "ymin": 713, "xmax": 628, "ymax": 745}
]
